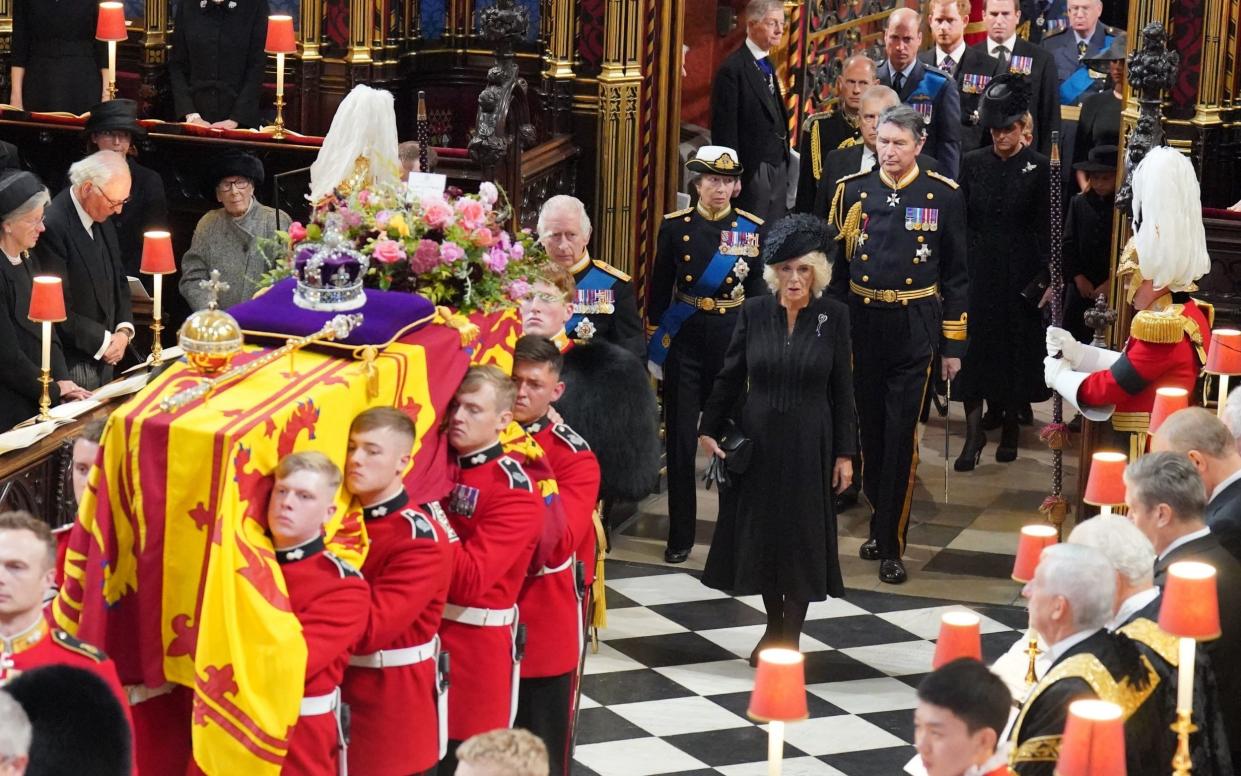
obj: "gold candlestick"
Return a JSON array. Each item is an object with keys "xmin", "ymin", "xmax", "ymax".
[
  {"xmin": 1171, "ymin": 708, "xmax": 1196, "ymax": 776},
  {"xmin": 272, "ymin": 92, "xmax": 286, "ymax": 139},
  {"xmin": 150, "ymin": 319, "xmax": 164, "ymax": 367},
  {"xmin": 1024, "ymin": 630, "xmax": 1041, "ymax": 685},
  {"xmin": 37, "ymin": 367, "xmax": 52, "ymax": 421}
]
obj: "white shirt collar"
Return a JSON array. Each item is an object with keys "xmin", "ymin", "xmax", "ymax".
[
  {"xmin": 745, "ymin": 37, "xmax": 769, "ymax": 61},
  {"xmin": 1075, "ymin": 26, "xmax": 1097, "ymax": 45},
  {"xmin": 887, "ymin": 59, "xmax": 917, "ymax": 81},
  {"xmin": 69, "ymin": 186, "xmax": 95, "ymax": 235},
  {"xmin": 1159, "ymin": 526, "xmax": 1212, "ymax": 561},
  {"xmin": 990, "ymin": 35, "xmax": 1018, "ymax": 55},
  {"xmin": 1106, "ymin": 587, "xmax": 1160, "ymax": 631},
  {"xmin": 860, "ymin": 146, "xmax": 876, "ymax": 172},
  {"xmin": 1209, "ymin": 467, "xmax": 1241, "ymax": 504},
  {"xmin": 1046, "ymin": 628, "xmax": 1099, "ymax": 666},
  {"xmin": 938, "ymin": 42, "xmax": 966, "ymax": 65}
]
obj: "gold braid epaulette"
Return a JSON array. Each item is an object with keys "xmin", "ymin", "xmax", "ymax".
[
  {"xmin": 842, "ymin": 201, "xmax": 864, "ymax": 262},
  {"xmin": 1130, "ymin": 305, "xmax": 1189, "ymax": 344},
  {"xmin": 1118, "ymin": 617, "xmax": 1180, "ymax": 667},
  {"xmin": 926, "ymin": 170, "xmax": 959, "ymax": 189},
  {"xmin": 811, "ymin": 120, "xmax": 823, "ymax": 180}
]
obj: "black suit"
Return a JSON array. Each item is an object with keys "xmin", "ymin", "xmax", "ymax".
[
  {"xmin": 970, "ymin": 39, "xmax": 1061, "ymax": 156},
  {"xmin": 918, "ymin": 47, "xmax": 1002, "ymax": 154},
  {"xmin": 33, "ymin": 189, "xmax": 133, "ymax": 388},
  {"xmin": 115, "ymin": 158, "xmax": 169, "ymax": 288},
  {"xmin": 1206, "ymin": 478, "xmax": 1241, "ymax": 561},
  {"xmin": 876, "ymin": 60, "xmax": 962, "ymax": 178},
  {"xmin": 1155, "ymin": 531, "xmax": 1241, "ymax": 755},
  {"xmin": 168, "ymin": 0, "xmax": 270, "ymax": 127},
  {"xmin": 0, "ymin": 254, "xmax": 71, "ymax": 430},
  {"xmin": 811, "ymin": 149, "xmax": 940, "ymax": 218},
  {"xmin": 710, "ymin": 43, "xmax": 791, "ymax": 221}
]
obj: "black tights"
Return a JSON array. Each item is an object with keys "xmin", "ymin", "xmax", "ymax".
[{"xmin": 760, "ymin": 593, "xmax": 810, "ymax": 648}]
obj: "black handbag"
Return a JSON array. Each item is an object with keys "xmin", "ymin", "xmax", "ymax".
[{"xmin": 718, "ymin": 419, "xmax": 753, "ymax": 474}]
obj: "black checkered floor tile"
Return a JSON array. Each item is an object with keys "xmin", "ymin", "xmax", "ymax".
[{"xmin": 572, "ymin": 562, "xmax": 1026, "ymax": 776}]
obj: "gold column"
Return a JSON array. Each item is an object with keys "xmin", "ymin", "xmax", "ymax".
[
  {"xmin": 0, "ymin": 0, "xmax": 11, "ymax": 36},
  {"xmin": 144, "ymin": 0, "xmax": 169, "ymax": 46},
  {"xmin": 1193, "ymin": 0, "xmax": 1231, "ymax": 121},
  {"xmin": 542, "ymin": 0, "xmax": 576, "ymax": 79},
  {"xmin": 349, "ymin": 0, "xmax": 376, "ymax": 63},
  {"xmin": 595, "ymin": 0, "xmax": 643, "ymax": 275},
  {"xmin": 301, "ymin": 0, "xmax": 325, "ymax": 60}
]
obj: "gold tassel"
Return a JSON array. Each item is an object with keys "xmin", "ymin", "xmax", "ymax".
[
  {"xmin": 590, "ymin": 507, "xmax": 607, "ymax": 651},
  {"xmin": 434, "ymin": 306, "xmax": 480, "ymax": 346}
]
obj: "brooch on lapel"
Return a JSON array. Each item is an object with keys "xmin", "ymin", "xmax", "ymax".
[
  {"xmin": 816, "ymin": 313, "xmax": 828, "ymax": 338},
  {"xmin": 1022, "ymin": 162, "xmax": 1037, "ymax": 174}
]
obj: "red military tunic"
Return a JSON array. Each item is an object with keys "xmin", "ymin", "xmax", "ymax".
[
  {"xmin": 440, "ymin": 442, "xmax": 543, "ymax": 740},
  {"xmin": 1078, "ymin": 299, "xmax": 1210, "ymax": 415},
  {"xmin": 342, "ymin": 489, "xmax": 455, "ymax": 776},
  {"xmin": 518, "ymin": 418, "xmax": 600, "ymax": 679},
  {"xmin": 278, "ymin": 536, "xmax": 369, "ymax": 776},
  {"xmin": 549, "ymin": 330, "xmax": 601, "ymax": 593}
]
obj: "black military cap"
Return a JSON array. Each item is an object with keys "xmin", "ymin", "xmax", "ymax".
[
  {"xmin": 1082, "ymin": 33, "xmax": 1128, "ymax": 70},
  {"xmin": 1073, "ymin": 144, "xmax": 1119, "ymax": 172},
  {"xmin": 84, "ymin": 99, "xmax": 147, "ymax": 139},
  {"xmin": 978, "ymin": 73, "xmax": 1033, "ymax": 130},
  {"xmin": 762, "ymin": 213, "xmax": 832, "ymax": 265},
  {"xmin": 0, "ymin": 169, "xmax": 46, "ymax": 221},
  {"xmin": 214, "ymin": 149, "xmax": 265, "ymax": 188}
]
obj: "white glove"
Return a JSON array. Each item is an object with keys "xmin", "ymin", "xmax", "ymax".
[
  {"xmin": 1044, "ymin": 355, "xmax": 1068, "ymax": 388},
  {"xmin": 1046, "ymin": 326, "xmax": 1083, "ymax": 367}
]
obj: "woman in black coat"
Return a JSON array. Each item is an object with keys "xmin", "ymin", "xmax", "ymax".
[
  {"xmin": 0, "ymin": 170, "xmax": 90, "ymax": 431},
  {"xmin": 168, "ymin": 0, "xmax": 270, "ymax": 129},
  {"xmin": 698, "ymin": 214, "xmax": 856, "ymax": 663},
  {"xmin": 10, "ymin": 0, "xmax": 106, "ymax": 114},
  {"xmin": 954, "ymin": 75, "xmax": 1051, "ymax": 469}
]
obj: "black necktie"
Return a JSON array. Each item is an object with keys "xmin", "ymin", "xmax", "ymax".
[
  {"xmin": 90, "ymin": 222, "xmax": 102, "ymax": 242},
  {"xmin": 893, "ymin": 72, "xmax": 906, "ymax": 93},
  {"xmin": 994, "ymin": 45, "xmax": 1009, "ymax": 70}
]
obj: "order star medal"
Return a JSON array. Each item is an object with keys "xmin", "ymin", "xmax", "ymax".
[
  {"xmin": 886, "ymin": 191, "xmax": 901, "ymax": 207},
  {"xmin": 916, "ymin": 244, "xmax": 932, "ymax": 262}
]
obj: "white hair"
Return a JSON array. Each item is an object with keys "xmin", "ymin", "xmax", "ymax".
[
  {"xmin": 537, "ymin": 195, "xmax": 592, "ymax": 238},
  {"xmin": 1222, "ymin": 388, "xmax": 1241, "ymax": 452},
  {"xmin": 0, "ymin": 690, "xmax": 31, "ymax": 760},
  {"xmin": 1037, "ymin": 543, "xmax": 1117, "ymax": 631},
  {"xmin": 1068, "ymin": 514, "xmax": 1156, "ymax": 587},
  {"xmin": 1131, "ymin": 147, "xmax": 1211, "ymax": 292},
  {"xmin": 746, "ymin": 0, "xmax": 784, "ymax": 22},
  {"xmin": 762, "ymin": 251, "xmax": 833, "ymax": 297},
  {"xmin": 68, "ymin": 149, "xmax": 129, "ymax": 189}
]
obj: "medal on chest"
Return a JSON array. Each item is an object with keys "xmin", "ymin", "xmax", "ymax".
[
  {"xmin": 905, "ymin": 207, "xmax": 939, "ymax": 232},
  {"xmin": 574, "ymin": 288, "xmax": 615, "ymax": 315},
  {"xmin": 1009, "ymin": 55, "xmax": 1033, "ymax": 76},
  {"xmin": 448, "ymin": 483, "xmax": 480, "ymax": 518},
  {"xmin": 719, "ymin": 230, "xmax": 760, "ymax": 257},
  {"xmin": 961, "ymin": 73, "xmax": 991, "ymax": 94}
]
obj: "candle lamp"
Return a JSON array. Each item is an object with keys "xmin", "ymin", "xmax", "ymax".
[
  {"xmin": 1083, "ymin": 451, "xmax": 1127, "ymax": 516},
  {"xmin": 1205, "ymin": 329, "xmax": 1241, "ymax": 418},
  {"xmin": 748, "ymin": 648, "xmax": 808, "ymax": 776},
  {"xmin": 28, "ymin": 276, "xmax": 67, "ymax": 421},
  {"xmin": 1056, "ymin": 699, "xmax": 1126, "ymax": 776},
  {"xmin": 265, "ymin": 15, "xmax": 297, "ymax": 139},
  {"xmin": 1013, "ymin": 524, "xmax": 1058, "ymax": 684},
  {"xmin": 932, "ymin": 612, "xmax": 982, "ymax": 669},
  {"xmin": 96, "ymin": 2, "xmax": 127, "ymax": 101},
  {"xmin": 1149, "ymin": 386, "xmax": 1190, "ymax": 435},
  {"xmin": 140, "ymin": 230, "xmax": 175, "ymax": 366},
  {"xmin": 1159, "ymin": 560, "xmax": 1220, "ymax": 776}
]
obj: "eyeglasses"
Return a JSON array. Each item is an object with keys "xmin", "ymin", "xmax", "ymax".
[
  {"xmin": 760, "ymin": 18, "xmax": 787, "ymax": 30},
  {"xmin": 94, "ymin": 130, "xmax": 132, "ymax": 144},
  {"xmin": 217, "ymin": 178, "xmax": 253, "ymax": 193},
  {"xmin": 93, "ymin": 186, "xmax": 130, "ymax": 210}
]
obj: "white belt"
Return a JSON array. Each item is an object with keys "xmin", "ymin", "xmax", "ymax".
[
  {"xmin": 533, "ymin": 556, "xmax": 574, "ymax": 577},
  {"xmin": 443, "ymin": 604, "xmax": 518, "ymax": 627},
  {"xmin": 125, "ymin": 682, "xmax": 175, "ymax": 706},
  {"xmin": 300, "ymin": 687, "xmax": 341, "ymax": 716},
  {"xmin": 348, "ymin": 637, "xmax": 438, "ymax": 668}
]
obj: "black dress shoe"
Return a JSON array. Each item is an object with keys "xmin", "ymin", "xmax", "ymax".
[
  {"xmin": 879, "ymin": 559, "xmax": 907, "ymax": 584},
  {"xmin": 1017, "ymin": 404, "xmax": 1034, "ymax": 426},
  {"xmin": 859, "ymin": 538, "xmax": 880, "ymax": 561},
  {"xmin": 664, "ymin": 547, "xmax": 690, "ymax": 564}
]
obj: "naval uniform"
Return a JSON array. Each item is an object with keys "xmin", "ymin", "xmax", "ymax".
[
  {"xmin": 647, "ymin": 203, "xmax": 767, "ymax": 553},
  {"xmin": 343, "ymin": 490, "xmax": 455, "ymax": 776},
  {"xmin": 439, "ymin": 443, "xmax": 543, "ymax": 757},
  {"xmin": 278, "ymin": 536, "xmax": 369, "ymax": 776},
  {"xmin": 829, "ymin": 165, "xmax": 968, "ymax": 561},
  {"xmin": 564, "ymin": 253, "xmax": 645, "ymax": 360},
  {"xmin": 515, "ymin": 417, "xmax": 601, "ymax": 776},
  {"xmin": 794, "ymin": 110, "xmax": 862, "ymax": 213}
]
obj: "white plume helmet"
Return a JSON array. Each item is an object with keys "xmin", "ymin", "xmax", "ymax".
[
  {"xmin": 308, "ymin": 84, "xmax": 402, "ymax": 202},
  {"xmin": 1130, "ymin": 146, "xmax": 1210, "ymax": 292}
]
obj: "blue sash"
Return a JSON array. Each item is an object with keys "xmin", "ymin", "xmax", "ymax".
[
  {"xmin": 566, "ymin": 265, "xmax": 613, "ymax": 334},
  {"xmin": 647, "ymin": 223, "xmax": 756, "ymax": 366},
  {"xmin": 1059, "ymin": 34, "xmax": 1113, "ymax": 105}
]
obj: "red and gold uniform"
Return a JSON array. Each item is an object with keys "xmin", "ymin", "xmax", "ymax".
[
  {"xmin": 278, "ymin": 536, "xmax": 369, "ymax": 776},
  {"xmin": 440, "ymin": 442, "xmax": 543, "ymax": 742},
  {"xmin": 342, "ymin": 490, "xmax": 455, "ymax": 776},
  {"xmin": 515, "ymin": 417, "xmax": 601, "ymax": 774}
]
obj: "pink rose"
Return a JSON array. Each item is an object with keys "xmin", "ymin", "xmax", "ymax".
[
  {"xmin": 410, "ymin": 239, "xmax": 441, "ymax": 274},
  {"xmin": 439, "ymin": 241, "xmax": 466, "ymax": 264},
  {"xmin": 485, "ymin": 247, "xmax": 509, "ymax": 273},
  {"xmin": 288, "ymin": 221, "xmax": 307, "ymax": 243},
  {"xmin": 511, "ymin": 242, "xmax": 525, "ymax": 260},
  {"xmin": 421, "ymin": 196, "xmax": 455, "ymax": 230},
  {"xmin": 478, "ymin": 182, "xmax": 499, "ymax": 206},
  {"xmin": 471, "ymin": 227, "xmax": 496, "ymax": 248},
  {"xmin": 339, "ymin": 208, "xmax": 363, "ymax": 229},
  {"xmin": 456, "ymin": 198, "xmax": 487, "ymax": 231},
  {"xmin": 372, "ymin": 238, "xmax": 406, "ymax": 265},
  {"xmin": 374, "ymin": 210, "xmax": 392, "ymax": 230},
  {"xmin": 357, "ymin": 190, "xmax": 371, "ymax": 205},
  {"xmin": 506, "ymin": 279, "xmax": 532, "ymax": 301}
]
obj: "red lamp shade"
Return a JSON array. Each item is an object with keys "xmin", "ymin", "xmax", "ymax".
[
  {"xmin": 1083, "ymin": 451, "xmax": 1128, "ymax": 507},
  {"xmin": 1206, "ymin": 329, "xmax": 1241, "ymax": 376},
  {"xmin": 1012, "ymin": 524, "xmax": 1058, "ymax": 583},
  {"xmin": 140, "ymin": 230, "xmax": 176, "ymax": 274},
  {"xmin": 747, "ymin": 648, "xmax": 808, "ymax": 723},
  {"xmin": 265, "ymin": 15, "xmax": 297, "ymax": 54},
  {"xmin": 1159, "ymin": 561, "xmax": 1222, "ymax": 640},
  {"xmin": 1056, "ymin": 699, "xmax": 1126, "ymax": 776},
  {"xmin": 932, "ymin": 612, "xmax": 982, "ymax": 668},
  {"xmin": 28, "ymin": 276, "xmax": 66, "ymax": 323},
  {"xmin": 1149, "ymin": 387, "xmax": 1190, "ymax": 435},
  {"xmin": 96, "ymin": 2, "xmax": 127, "ymax": 42}
]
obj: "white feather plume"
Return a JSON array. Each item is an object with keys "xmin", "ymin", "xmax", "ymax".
[
  {"xmin": 308, "ymin": 85, "xmax": 402, "ymax": 202},
  {"xmin": 1130, "ymin": 146, "xmax": 1210, "ymax": 291}
]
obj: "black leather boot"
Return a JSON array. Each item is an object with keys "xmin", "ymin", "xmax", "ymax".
[
  {"xmin": 996, "ymin": 416, "xmax": 1019, "ymax": 462},
  {"xmin": 954, "ymin": 401, "xmax": 987, "ymax": 472}
]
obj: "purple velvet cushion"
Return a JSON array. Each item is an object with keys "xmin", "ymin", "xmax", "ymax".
[{"xmin": 230, "ymin": 278, "xmax": 436, "ymax": 349}]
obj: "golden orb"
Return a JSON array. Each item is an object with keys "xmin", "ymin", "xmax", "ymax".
[{"xmin": 179, "ymin": 307, "xmax": 243, "ymax": 375}]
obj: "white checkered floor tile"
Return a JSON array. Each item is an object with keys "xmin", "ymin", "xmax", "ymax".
[{"xmin": 572, "ymin": 561, "xmax": 1027, "ymax": 776}]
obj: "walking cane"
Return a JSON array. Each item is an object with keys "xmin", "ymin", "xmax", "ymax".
[{"xmin": 1039, "ymin": 132, "xmax": 1071, "ymax": 536}]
